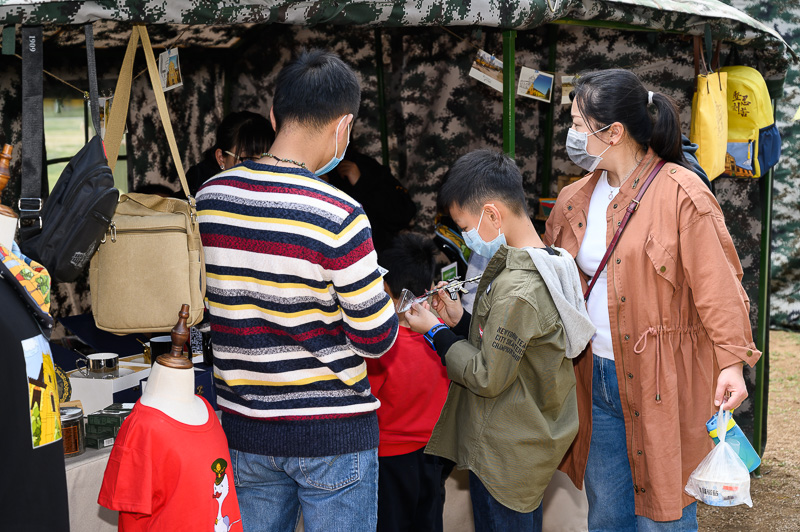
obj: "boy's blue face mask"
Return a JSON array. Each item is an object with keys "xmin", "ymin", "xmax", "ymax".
[
  {"xmin": 315, "ymin": 115, "xmax": 351, "ymax": 176},
  {"xmin": 461, "ymin": 206, "xmax": 506, "ymax": 259}
]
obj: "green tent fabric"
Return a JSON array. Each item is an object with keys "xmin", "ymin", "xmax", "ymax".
[{"xmin": 0, "ymin": 0, "xmax": 794, "ymax": 66}]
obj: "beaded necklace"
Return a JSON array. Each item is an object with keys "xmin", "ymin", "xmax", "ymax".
[{"xmin": 261, "ymin": 152, "xmax": 308, "ymax": 170}]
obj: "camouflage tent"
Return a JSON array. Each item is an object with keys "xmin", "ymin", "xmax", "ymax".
[{"xmin": 0, "ymin": 0, "xmax": 797, "ymax": 452}]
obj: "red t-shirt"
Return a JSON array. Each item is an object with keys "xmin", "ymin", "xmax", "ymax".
[
  {"xmin": 98, "ymin": 397, "xmax": 242, "ymax": 532},
  {"xmin": 366, "ymin": 325, "xmax": 450, "ymax": 456}
]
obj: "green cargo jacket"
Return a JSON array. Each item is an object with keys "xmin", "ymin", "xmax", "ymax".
[{"xmin": 425, "ymin": 246, "xmax": 579, "ymax": 513}]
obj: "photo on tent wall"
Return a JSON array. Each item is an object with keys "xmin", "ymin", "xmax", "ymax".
[
  {"xmin": 517, "ymin": 67, "xmax": 554, "ymax": 103},
  {"xmin": 158, "ymin": 48, "xmax": 183, "ymax": 92},
  {"xmin": 561, "ymin": 75, "xmax": 575, "ymax": 105},
  {"xmin": 468, "ymin": 49, "xmax": 503, "ymax": 93}
]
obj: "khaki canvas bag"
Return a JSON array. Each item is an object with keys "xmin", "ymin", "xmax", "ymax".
[{"xmin": 89, "ymin": 25, "xmax": 205, "ymax": 333}]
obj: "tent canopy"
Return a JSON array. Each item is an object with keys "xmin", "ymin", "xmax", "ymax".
[{"xmin": 0, "ymin": 0, "xmax": 795, "ymax": 62}]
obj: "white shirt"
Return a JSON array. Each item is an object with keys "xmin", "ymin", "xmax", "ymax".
[{"xmin": 575, "ymin": 171, "xmax": 617, "ymax": 360}]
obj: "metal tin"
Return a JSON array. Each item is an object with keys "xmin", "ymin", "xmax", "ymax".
[
  {"xmin": 76, "ymin": 352, "xmax": 119, "ymax": 378},
  {"xmin": 60, "ymin": 407, "xmax": 85, "ymax": 458}
]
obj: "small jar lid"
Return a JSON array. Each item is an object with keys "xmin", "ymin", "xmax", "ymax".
[{"xmin": 60, "ymin": 407, "xmax": 83, "ymax": 422}]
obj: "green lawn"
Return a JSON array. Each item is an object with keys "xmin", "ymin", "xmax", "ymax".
[{"xmin": 44, "ymin": 98, "xmax": 127, "ymax": 193}]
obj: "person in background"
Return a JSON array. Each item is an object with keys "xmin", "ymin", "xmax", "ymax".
[
  {"xmin": 546, "ymin": 69, "xmax": 759, "ymax": 531},
  {"xmin": 405, "ymin": 149, "xmax": 595, "ymax": 532},
  {"xmin": 324, "ymin": 149, "xmax": 417, "ymax": 253},
  {"xmin": 196, "ymin": 50, "xmax": 398, "ymax": 532},
  {"xmin": 187, "ymin": 111, "xmax": 274, "ymax": 196},
  {"xmin": 366, "ymin": 233, "xmax": 450, "ymax": 532}
]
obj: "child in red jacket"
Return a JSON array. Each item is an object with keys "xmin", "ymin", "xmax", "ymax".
[{"xmin": 367, "ymin": 234, "xmax": 451, "ymax": 532}]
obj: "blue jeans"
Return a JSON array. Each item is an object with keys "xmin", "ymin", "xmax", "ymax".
[
  {"xmin": 231, "ymin": 448, "xmax": 379, "ymax": 532},
  {"xmin": 469, "ymin": 471, "xmax": 542, "ymax": 532},
  {"xmin": 585, "ymin": 355, "xmax": 698, "ymax": 532}
]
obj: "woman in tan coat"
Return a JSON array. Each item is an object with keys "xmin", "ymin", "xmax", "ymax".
[{"xmin": 545, "ymin": 69, "xmax": 760, "ymax": 531}]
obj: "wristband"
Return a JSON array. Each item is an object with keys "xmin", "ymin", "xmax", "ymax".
[{"xmin": 423, "ymin": 323, "xmax": 449, "ymax": 351}]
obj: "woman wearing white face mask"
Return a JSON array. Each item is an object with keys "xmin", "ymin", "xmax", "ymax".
[{"xmin": 545, "ymin": 69, "xmax": 759, "ymax": 531}]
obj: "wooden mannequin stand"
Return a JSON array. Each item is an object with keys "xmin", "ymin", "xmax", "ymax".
[
  {"xmin": 157, "ymin": 304, "xmax": 194, "ymax": 369},
  {"xmin": 141, "ymin": 304, "xmax": 208, "ymax": 425},
  {"xmin": 0, "ymin": 144, "xmax": 18, "ymax": 249}
]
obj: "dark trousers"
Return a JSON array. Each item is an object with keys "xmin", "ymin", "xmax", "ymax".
[
  {"xmin": 377, "ymin": 447, "xmax": 445, "ymax": 532},
  {"xmin": 469, "ymin": 471, "xmax": 543, "ymax": 532}
]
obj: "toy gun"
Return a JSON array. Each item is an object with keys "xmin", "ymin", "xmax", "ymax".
[{"xmin": 395, "ymin": 275, "xmax": 482, "ymax": 313}]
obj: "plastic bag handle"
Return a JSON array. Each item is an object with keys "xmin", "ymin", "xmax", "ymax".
[{"xmin": 717, "ymin": 403, "xmax": 730, "ymax": 444}]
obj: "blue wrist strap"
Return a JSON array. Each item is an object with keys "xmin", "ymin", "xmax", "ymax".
[{"xmin": 424, "ymin": 323, "xmax": 449, "ymax": 351}]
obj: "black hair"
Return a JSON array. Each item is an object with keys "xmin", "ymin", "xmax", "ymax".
[
  {"xmin": 571, "ymin": 69, "xmax": 685, "ymax": 164},
  {"xmin": 437, "ymin": 149, "xmax": 528, "ymax": 216},
  {"xmin": 379, "ymin": 233, "xmax": 439, "ymax": 299},
  {"xmin": 272, "ymin": 49, "xmax": 361, "ymax": 133},
  {"xmin": 214, "ymin": 111, "xmax": 274, "ymax": 160}
]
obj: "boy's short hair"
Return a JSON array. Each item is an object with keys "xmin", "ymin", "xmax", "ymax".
[
  {"xmin": 379, "ymin": 234, "xmax": 439, "ymax": 300},
  {"xmin": 437, "ymin": 149, "xmax": 528, "ymax": 216},
  {"xmin": 272, "ymin": 49, "xmax": 361, "ymax": 133}
]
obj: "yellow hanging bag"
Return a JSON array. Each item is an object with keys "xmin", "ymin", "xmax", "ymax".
[{"xmin": 690, "ymin": 38, "xmax": 728, "ymax": 181}]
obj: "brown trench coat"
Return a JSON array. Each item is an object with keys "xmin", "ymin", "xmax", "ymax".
[{"xmin": 544, "ymin": 150, "xmax": 761, "ymax": 521}]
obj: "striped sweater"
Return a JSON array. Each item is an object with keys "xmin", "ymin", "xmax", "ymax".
[{"xmin": 196, "ymin": 161, "xmax": 399, "ymax": 457}]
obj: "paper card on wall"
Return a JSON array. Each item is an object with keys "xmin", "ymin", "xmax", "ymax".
[
  {"xmin": 517, "ymin": 67, "xmax": 554, "ymax": 103},
  {"xmin": 97, "ymin": 96, "xmax": 112, "ymax": 139},
  {"xmin": 158, "ymin": 48, "xmax": 183, "ymax": 92},
  {"xmin": 793, "ymin": 103, "xmax": 800, "ymax": 121},
  {"xmin": 441, "ymin": 262, "xmax": 458, "ymax": 282},
  {"xmin": 468, "ymin": 49, "xmax": 504, "ymax": 93},
  {"xmin": 561, "ymin": 75, "xmax": 575, "ymax": 105}
]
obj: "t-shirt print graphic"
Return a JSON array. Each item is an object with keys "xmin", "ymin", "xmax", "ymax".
[
  {"xmin": 22, "ymin": 335, "xmax": 62, "ymax": 448},
  {"xmin": 211, "ymin": 458, "xmax": 241, "ymax": 531}
]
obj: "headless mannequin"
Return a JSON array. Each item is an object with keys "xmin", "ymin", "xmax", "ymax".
[
  {"xmin": 0, "ymin": 213, "xmax": 15, "ymax": 250},
  {"xmin": 140, "ymin": 305, "xmax": 208, "ymax": 425}
]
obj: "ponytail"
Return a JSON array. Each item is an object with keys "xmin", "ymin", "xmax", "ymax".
[
  {"xmin": 572, "ymin": 70, "xmax": 686, "ymax": 165},
  {"xmin": 649, "ymin": 92, "xmax": 685, "ymax": 164}
]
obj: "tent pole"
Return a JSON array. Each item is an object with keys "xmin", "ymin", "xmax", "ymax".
[
  {"xmin": 502, "ymin": 30, "xmax": 516, "ymax": 158},
  {"xmin": 541, "ymin": 24, "xmax": 558, "ymax": 197},
  {"xmin": 752, "ymin": 99, "xmax": 776, "ymax": 477},
  {"xmin": 374, "ymin": 28, "xmax": 390, "ymax": 167}
]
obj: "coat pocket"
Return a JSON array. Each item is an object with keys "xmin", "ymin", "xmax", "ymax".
[{"xmin": 645, "ymin": 234, "xmax": 678, "ymax": 291}]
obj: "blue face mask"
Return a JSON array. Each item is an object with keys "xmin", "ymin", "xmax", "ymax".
[
  {"xmin": 461, "ymin": 207, "xmax": 506, "ymax": 259},
  {"xmin": 315, "ymin": 116, "xmax": 351, "ymax": 176}
]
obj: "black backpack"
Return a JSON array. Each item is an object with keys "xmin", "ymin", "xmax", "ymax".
[{"xmin": 18, "ymin": 25, "xmax": 118, "ymax": 282}]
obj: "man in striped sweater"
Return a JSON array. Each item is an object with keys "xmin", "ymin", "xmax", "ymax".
[{"xmin": 196, "ymin": 50, "xmax": 399, "ymax": 532}]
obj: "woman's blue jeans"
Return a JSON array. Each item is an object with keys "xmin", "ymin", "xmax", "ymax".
[{"xmin": 585, "ymin": 354, "xmax": 698, "ymax": 532}]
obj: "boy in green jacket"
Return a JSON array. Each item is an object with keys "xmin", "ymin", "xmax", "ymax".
[{"xmin": 406, "ymin": 149, "xmax": 594, "ymax": 531}]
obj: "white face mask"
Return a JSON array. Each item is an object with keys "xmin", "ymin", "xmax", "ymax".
[{"xmin": 566, "ymin": 124, "xmax": 612, "ymax": 172}]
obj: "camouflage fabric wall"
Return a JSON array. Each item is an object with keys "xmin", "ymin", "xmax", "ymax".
[{"xmin": 727, "ymin": 0, "xmax": 800, "ymax": 331}]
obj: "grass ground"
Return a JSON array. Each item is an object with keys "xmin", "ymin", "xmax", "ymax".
[
  {"xmin": 698, "ymin": 330, "xmax": 800, "ymax": 531},
  {"xmin": 44, "ymin": 97, "xmax": 128, "ymax": 192}
]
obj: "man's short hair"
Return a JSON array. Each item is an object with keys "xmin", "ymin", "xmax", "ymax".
[
  {"xmin": 379, "ymin": 234, "xmax": 439, "ymax": 300},
  {"xmin": 273, "ymin": 49, "xmax": 361, "ymax": 133},
  {"xmin": 437, "ymin": 149, "xmax": 528, "ymax": 216}
]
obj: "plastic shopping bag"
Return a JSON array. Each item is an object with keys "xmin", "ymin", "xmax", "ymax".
[{"xmin": 685, "ymin": 405, "xmax": 753, "ymax": 507}]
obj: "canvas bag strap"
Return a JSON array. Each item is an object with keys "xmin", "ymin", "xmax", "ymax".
[
  {"xmin": 105, "ymin": 25, "xmax": 192, "ymax": 203},
  {"xmin": 85, "ymin": 23, "xmax": 102, "ymax": 137},
  {"xmin": 104, "ymin": 27, "xmax": 138, "ymax": 171},
  {"xmin": 583, "ymin": 160, "xmax": 666, "ymax": 301},
  {"xmin": 19, "ymin": 25, "xmax": 45, "ymax": 239},
  {"xmin": 138, "ymin": 26, "xmax": 192, "ymax": 202}
]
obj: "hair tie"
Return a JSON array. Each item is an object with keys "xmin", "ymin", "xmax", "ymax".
[{"xmin": 647, "ymin": 91, "xmax": 655, "ymax": 106}]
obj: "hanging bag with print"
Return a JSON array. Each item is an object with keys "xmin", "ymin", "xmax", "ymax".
[{"xmin": 689, "ymin": 37, "xmax": 728, "ymax": 181}]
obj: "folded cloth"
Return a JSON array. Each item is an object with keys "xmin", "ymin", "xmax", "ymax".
[{"xmin": 525, "ymin": 246, "xmax": 596, "ymax": 358}]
